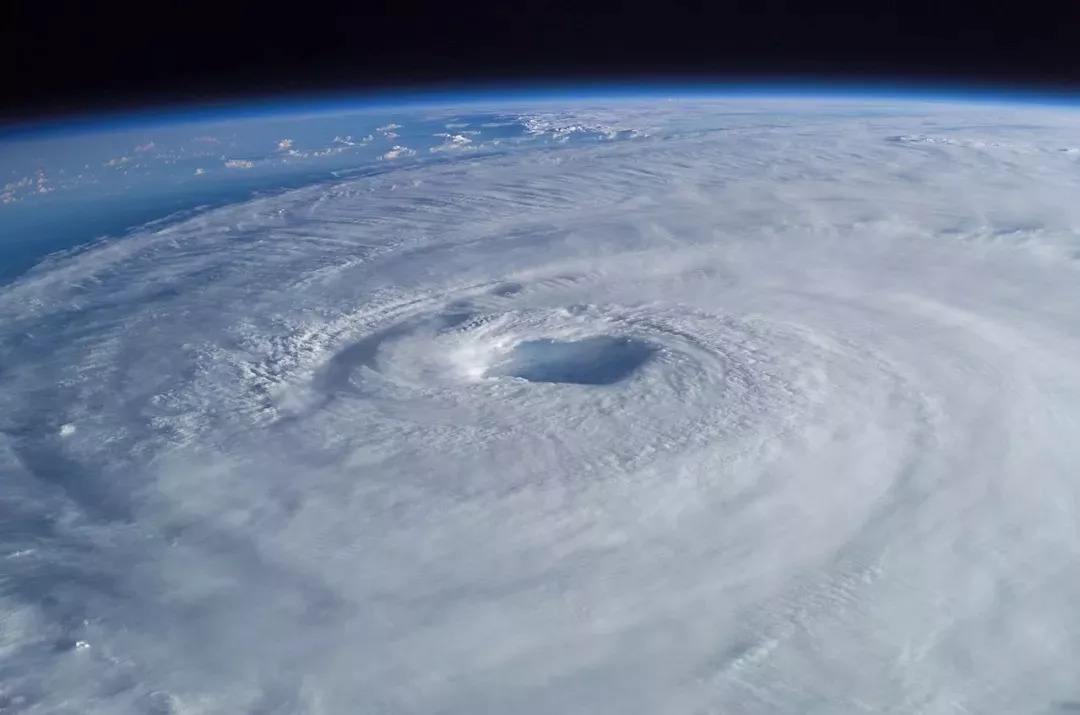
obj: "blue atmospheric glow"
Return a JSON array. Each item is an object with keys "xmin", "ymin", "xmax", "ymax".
[{"xmin": 6, "ymin": 77, "xmax": 1080, "ymax": 139}]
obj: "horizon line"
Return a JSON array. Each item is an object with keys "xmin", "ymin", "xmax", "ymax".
[{"xmin": 6, "ymin": 76, "xmax": 1080, "ymax": 139}]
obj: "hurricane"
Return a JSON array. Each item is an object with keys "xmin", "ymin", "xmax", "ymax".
[{"xmin": 3, "ymin": 96, "xmax": 1080, "ymax": 713}]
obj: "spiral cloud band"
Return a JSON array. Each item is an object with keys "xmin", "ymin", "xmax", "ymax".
[{"xmin": 3, "ymin": 99, "xmax": 1080, "ymax": 712}]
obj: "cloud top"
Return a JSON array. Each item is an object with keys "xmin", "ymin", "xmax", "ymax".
[{"xmin": 2, "ymin": 98, "xmax": 1080, "ymax": 713}]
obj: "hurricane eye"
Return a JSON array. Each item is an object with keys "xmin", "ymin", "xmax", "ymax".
[{"xmin": 486, "ymin": 336, "xmax": 656, "ymax": 385}]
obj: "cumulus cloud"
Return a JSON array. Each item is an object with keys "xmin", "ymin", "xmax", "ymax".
[
  {"xmin": 379, "ymin": 145, "xmax": 416, "ymax": 160},
  {"xmin": 223, "ymin": 158, "xmax": 255, "ymax": 169},
  {"xmin": 376, "ymin": 122, "xmax": 402, "ymax": 139},
  {"xmin": 519, "ymin": 111, "xmax": 651, "ymax": 142},
  {"xmin": 332, "ymin": 134, "xmax": 367, "ymax": 146},
  {"xmin": 437, "ymin": 132, "xmax": 471, "ymax": 144},
  {"xmin": 2, "ymin": 170, "xmax": 53, "ymax": 200},
  {"xmin": 3, "ymin": 99, "xmax": 1080, "ymax": 713},
  {"xmin": 277, "ymin": 138, "xmax": 294, "ymax": 151},
  {"xmin": 429, "ymin": 133, "xmax": 476, "ymax": 153}
]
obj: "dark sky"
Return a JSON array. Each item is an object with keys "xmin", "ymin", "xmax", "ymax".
[{"xmin": 4, "ymin": 0, "xmax": 1080, "ymax": 122}]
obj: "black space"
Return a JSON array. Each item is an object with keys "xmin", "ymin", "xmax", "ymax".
[{"xmin": 4, "ymin": 0, "xmax": 1080, "ymax": 122}]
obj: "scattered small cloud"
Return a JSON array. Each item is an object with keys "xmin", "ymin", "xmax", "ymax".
[
  {"xmin": 134, "ymin": 141, "xmax": 156, "ymax": 153},
  {"xmin": 333, "ymin": 134, "xmax": 372, "ymax": 147},
  {"xmin": 436, "ymin": 133, "xmax": 472, "ymax": 145},
  {"xmin": 380, "ymin": 145, "xmax": 416, "ymax": 160},
  {"xmin": 430, "ymin": 133, "xmax": 475, "ymax": 153},
  {"xmin": 224, "ymin": 159, "xmax": 256, "ymax": 169},
  {"xmin": 277, "ymin": 138, "xmax": 294, "ymax": 151},
  {"xmin": 518, "ymin": 113, "xmax": 650, "ymax": 142},
  {"xmin": 376, "ymin": 123, "xmax": 402, "ymax": 139},
  {"xmin": 194, "ymin": 167, "xmax": 206, "ymax": 176},
  {"xmin": 193, "ymin": 136, "xmax": 220, "ymax": 144},
  {"xmin": 2, "ymin": 170, "xmax": 53, "ymax": 201},
  {"xmin": 104, "ymin": 156, "xmax": 132, "ymax": 168},
  {"xmin": 310, "ymin": 146, "xmax": 351, "ymax": 157}
]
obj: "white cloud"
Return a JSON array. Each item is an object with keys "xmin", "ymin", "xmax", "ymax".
[
  {"xmin": 332, "ymin": 134, "xmax": 373, "ymax": 147},
  {"xmin": 376, "ymin": 123, "xmax": 402, "ymax": 139},
  {"xmin": 0, "ymin": 172, "xmax": 50, "ymax": 201},
  {"xmin": 6, "ymin": 99, "xmax": 1080, "ymax": 713},
  {"xmin": 224, "ymin": 159, "xmax": 255, "ymax": 169},
  {"xmin": 277, "ymin": 138, "xmax": 294, "ymax": 151},
  {"xmin": 380, "ymin": 145, "xmax": 416, "ymax": 160},
  {"xmin": 519, "ymin": 111, "xmax": 651, "ymax": 142},
  {"xmin": 429, "ymin": 133, "xmax": 475, "ymax": 153},
  {"xmin": 436, "ymin": 133, "xmax": 472, "ymax": 145}
]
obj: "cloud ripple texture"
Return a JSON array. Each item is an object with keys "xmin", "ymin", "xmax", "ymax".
[{"xmin": 3, "ymin": 100, "xmax": 1080, "ymax": 713}]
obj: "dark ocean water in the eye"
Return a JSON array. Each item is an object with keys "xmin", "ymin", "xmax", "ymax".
[{"xmin": 490, "ymin": 337, "xmax": 657, "ymax": 385}]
